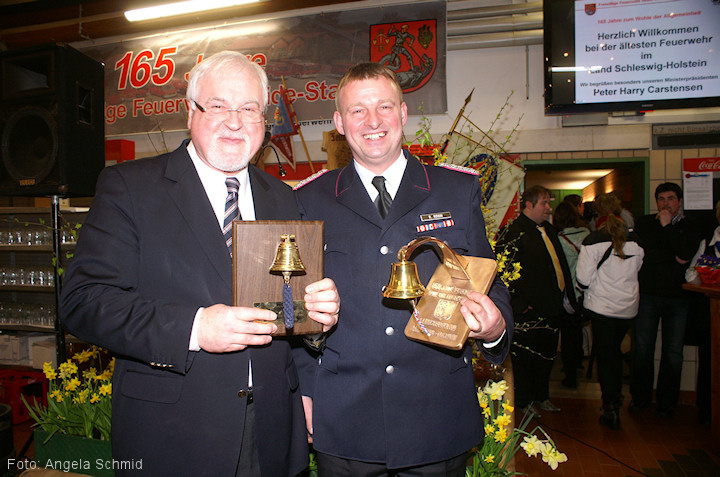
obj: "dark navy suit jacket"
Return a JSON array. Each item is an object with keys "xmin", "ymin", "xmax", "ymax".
[
  {"xmin": 294, "ymin": 152, "xmax": 512, "ymax": 469},
  {"xmin": 60, "ymin": 141, "xmax": 308, "ymax": 476}
]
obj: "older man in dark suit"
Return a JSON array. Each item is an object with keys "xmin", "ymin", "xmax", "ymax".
[
  {"xmin": 497, "ymin": 185, "xmax": 576, "ymax": 416},
  {"xmin": 60, "ymin": 51, "xmax": 339, "ymax": 476},
  {"xmin": 293, "ymin": 63, "xmax": 512, "ymax": 477}
]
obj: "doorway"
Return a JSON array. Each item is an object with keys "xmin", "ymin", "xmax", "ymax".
[{"xmin": 523, "ymin": 157, "xmax": 649, "ymax": 223}]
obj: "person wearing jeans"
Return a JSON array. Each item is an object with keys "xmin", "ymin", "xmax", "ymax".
[{"xmin": 630, "ymin": 182, "xmax": 702, "ymax": 417}]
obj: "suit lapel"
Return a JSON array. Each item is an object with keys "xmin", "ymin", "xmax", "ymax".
[
  {"xmin": 249, "ymin": 166, "xmax": 280, "ymax": 219},
  {"xmin": 164, "ymin": 144, "xmax": 232, "ymax": 288},
  {"xmin": 335, "ymin": 166, "xmax": 385, "ymax": 228}
]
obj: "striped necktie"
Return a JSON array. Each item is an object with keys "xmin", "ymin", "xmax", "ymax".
[{"xmin": 223, "ymin": 177, "xmax": 241, "ymax": 255}]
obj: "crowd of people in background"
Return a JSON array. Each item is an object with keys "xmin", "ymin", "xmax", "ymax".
[{"xmin": 500, "ymin": 182, "xmax": 712, "ymax": 430}]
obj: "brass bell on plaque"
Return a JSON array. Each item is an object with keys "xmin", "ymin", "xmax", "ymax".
[
  {"xmin": 270, "ymin": 234, "xmax": 306, "ymax": 329},
  {"xmin": 382, "ymin": 237, "xmax": 497, "ymax": 350},
  {"xmin": 270, "ymin": 234, "xmax": 306, "ymax": 277},
  {"xmin": 383, "ymin": 252, "xmax": 425, "ymax": 300}
]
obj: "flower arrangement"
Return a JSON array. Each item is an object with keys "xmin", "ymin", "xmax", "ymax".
[
  {"xmin": 695, "ymin": 254, "xmax": 720, "ymax": 286},
  {"xmin": 466, "ymin": 380, "xmax": 567, "ymax": 476},
  {"xmin": 23, "ymin": 346, "xmax": 114, "ymax": 442}
]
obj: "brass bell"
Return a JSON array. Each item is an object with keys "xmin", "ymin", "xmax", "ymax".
[
  {"xmin": 383, "ymin": 256, "xmax": 426, "ymax": 299},
  {"xmin": 270, "ymin": 234, "xmax": 306, "ymax": 279}
]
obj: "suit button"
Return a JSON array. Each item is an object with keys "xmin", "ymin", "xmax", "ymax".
[
  {"xmin": 380, "ymin": 245, "xmax": 389, "ymax": 255},
  {"xmin": 385, "ymin": 327, "xmax": 394, "ymax": 336},
  {"xmin": 385, "ymin": 365, "xmax": 394, "ymax": 374},
  {"xmin": 238, "ymin": 390, "xmax": 247, "ymax": 398}
]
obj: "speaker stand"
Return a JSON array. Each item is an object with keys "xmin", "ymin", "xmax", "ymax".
[{"xmin": 51, "ymin": 195, "xmax": 66, "ymax": 365}]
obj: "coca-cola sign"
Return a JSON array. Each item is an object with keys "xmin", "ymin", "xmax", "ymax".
[{"xmin": 683, "ymin": 157, "xmax": 720, "ymax": 172}]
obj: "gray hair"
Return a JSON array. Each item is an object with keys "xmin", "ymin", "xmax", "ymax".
[{"xmin": 186, "ymin": 51, "xmax": 269, "ymax": 110}]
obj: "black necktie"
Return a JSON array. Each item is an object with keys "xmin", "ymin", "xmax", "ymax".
[{"xmin": 372, "ymin": 176, "xmax": 392, "ymax": 219}]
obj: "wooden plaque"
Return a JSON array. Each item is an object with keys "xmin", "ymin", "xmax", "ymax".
[
  {"xmin": 232, "ymin": 220, "xmax": 324, "ymax": 336},
  {"xmin": 404, "ymin": 255, "xmax": 497, "ymax": 350}
]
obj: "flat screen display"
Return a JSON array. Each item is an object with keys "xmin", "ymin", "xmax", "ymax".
[{"xmin": 544, "ymin": 0, "xmax": 720, "ymax": 115}]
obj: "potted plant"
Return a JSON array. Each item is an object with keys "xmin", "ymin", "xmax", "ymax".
[{"xmin": 23, "ymin": 345, "xmax": 115, "ymax": 477}]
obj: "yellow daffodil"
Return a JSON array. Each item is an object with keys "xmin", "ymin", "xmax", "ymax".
[
  {"xmin": 484, "ymin": 424, "xmax": 495, "ymax": 434},
  {"xmin": 493, "ymin": 426, "xmax": 508, "ymax": 443},
  {"xmin": 99, "ymin": 383, "xmax": 112, "ymax": 396},
  {"xmin": 42, "ymin": 362, "xmax": 57, "ymax": 380},
  {"xmin": 483, "ymin": 381, "xmax": 506, "ymax": 401},
  {"xmin": 58, "ymin": 360, "xmax": 78, "ymax": 379},
  {"xmin": 65, "ymin": 377, "xmax": 81, "ymax": 392},
  {"xmin": 74, "ymin": 349, "xmax": 92, "ymax": 363},
  {"xmin": 83, "ymin": 367, "xmax": 98, "ymax": 380},
  {"xmin": 484, "ymin": 454, "xmax": 495, "ymax": 464},
  {"xmin": 502, "ymin": 402, "xmax": 514, "ymax": 413},
  {"xmin": 521, "ymin": 435, "xmax": 542, "ymax": 457},
  {"xmin": 50, "ymin": 389, "xmax": 63, "ymax": 403},
  {"xmin": 494, "ymin": 413, "xmax": 511, "ymax": 427},
  {"xmin": 541, "ymin": 443, "xmax": 568, "ymax": 470},
  {"xmin": 90, "ymin": 393, "xmax": 100, "ymax": 403}
]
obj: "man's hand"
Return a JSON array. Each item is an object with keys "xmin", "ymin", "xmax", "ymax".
[
  {"xmin": 197, "ymin": 304, "xmax": 277, "ymax": 353},
  {"xmin": 657, "ymin": 209, "xmax": 673, "ymax": 227},
  {"xmin": 460, "ymin": 291, "xmax": 506, "ymax": 342},
  {"xmin": 304, "ymin": 277, "xmax": 340, "ymax": 332}
]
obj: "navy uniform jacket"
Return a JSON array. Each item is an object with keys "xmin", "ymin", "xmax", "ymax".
[
  {"xmin": 294, "ymin": 152, "xmax": 512, "ymax": 468},
  {"xmin": 60, "ymin": 141, "xmax": 308, "ymax": 476}
]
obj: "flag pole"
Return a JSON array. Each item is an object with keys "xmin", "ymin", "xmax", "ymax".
[{"xmin": 281, "ymin": 76, "xmax": 315, "ymax": 173}]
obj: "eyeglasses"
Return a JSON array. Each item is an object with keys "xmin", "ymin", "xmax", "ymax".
[{"xmin": 193, "ymin": 101, "xmax": 265, "ymax": 123}]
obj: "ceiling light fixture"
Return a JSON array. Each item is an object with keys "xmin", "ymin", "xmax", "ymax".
[{"xmin": 125, "ymin": 0, "xmax": 263, "ymax": 22}]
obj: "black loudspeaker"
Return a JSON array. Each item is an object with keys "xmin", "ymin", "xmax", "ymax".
[{"xmin": 0, "ymin": 43, "xmax": 104, "ymax": 197}]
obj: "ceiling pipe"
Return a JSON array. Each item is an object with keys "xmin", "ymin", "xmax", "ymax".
[
  {"xmin": 447, "ymin": 1, "xmax": 543, "ymax": 20},
  {"xmin": 448, "ymin": 29, "xmax": 542, "ymax": 50},
  {"xmin": 447, "ymin": 0, "xmax": 543, "ymax": 50},
  {"xmin": 449, "ymin": 12, "xmax": 542, "ymax": 36}
]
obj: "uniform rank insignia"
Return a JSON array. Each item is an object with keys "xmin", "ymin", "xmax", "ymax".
[
  {"xmin": 292, "ymin": 169, "xmax": 330, "ymax": 190},
  {"xmin": 439, "ymin": 163, "xmax": 480, "ymax": 175}
]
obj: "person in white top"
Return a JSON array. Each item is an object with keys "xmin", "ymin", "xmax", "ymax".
[{"xmin": 576, "ymin": 193, "xmax": 644, "ymax": 430}]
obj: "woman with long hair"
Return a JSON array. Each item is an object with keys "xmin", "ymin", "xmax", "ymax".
[{"xmin": 576, "ymin": 193, "xmax": 644, "ymax": 430}]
